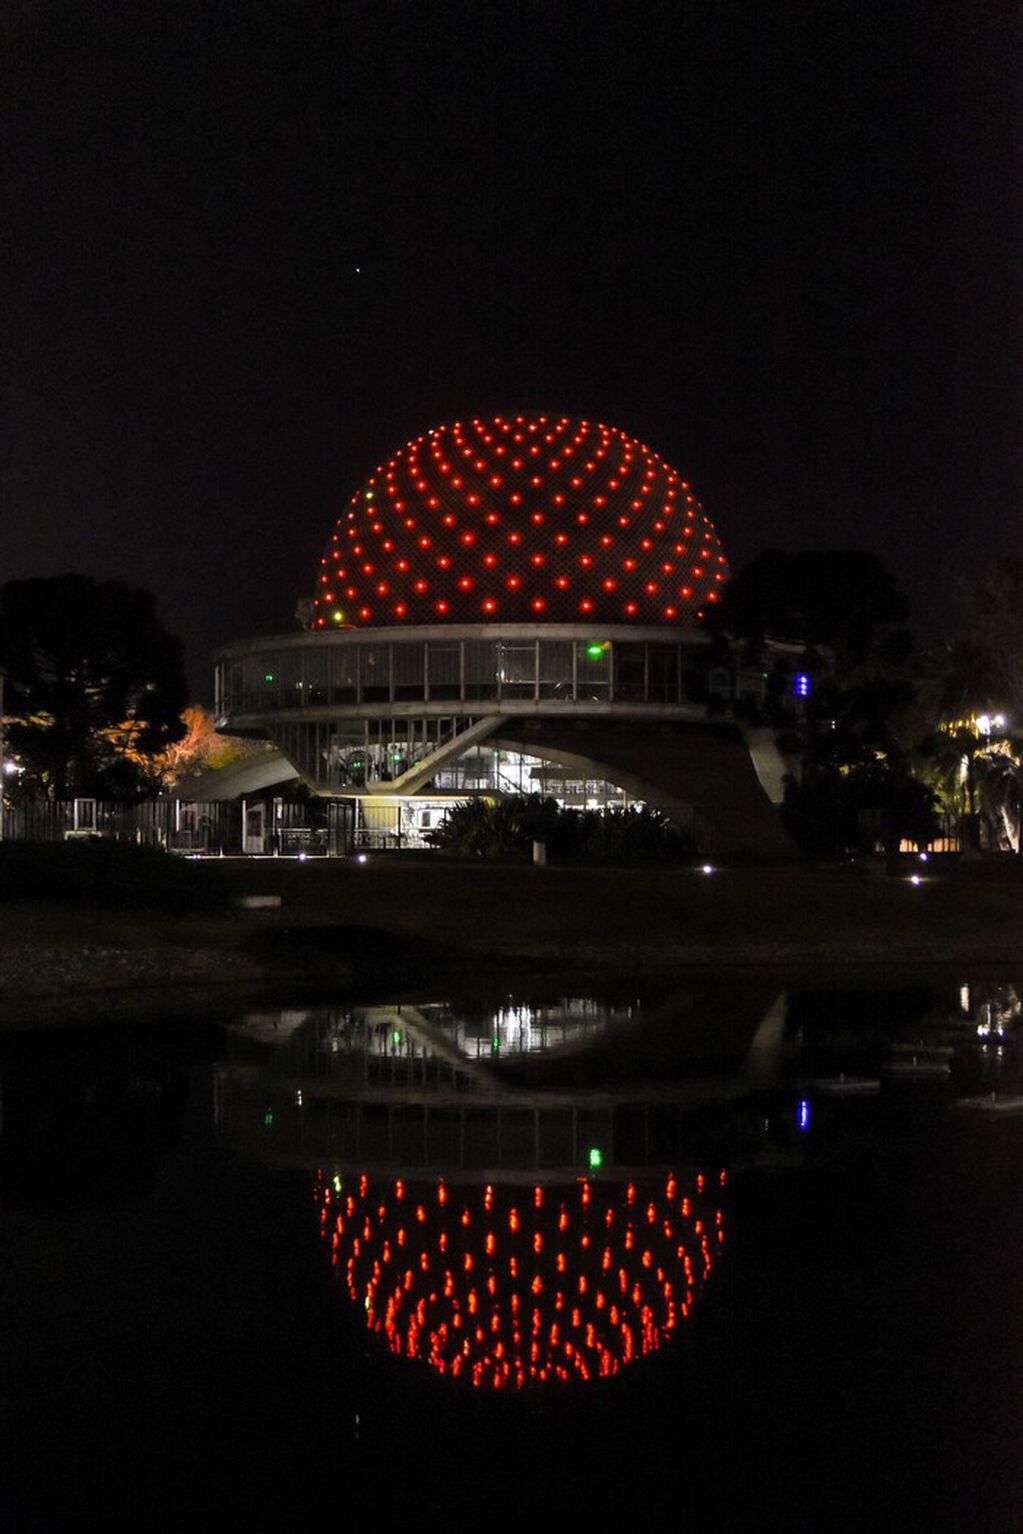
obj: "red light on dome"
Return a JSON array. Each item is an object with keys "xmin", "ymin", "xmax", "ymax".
[
  {"xmin": 482, "ymin": 598, "xmax": 496, "ymax": 613},
  {"xmin": 394, "ymin": 603, "xmax": 407, "ymax": 617},
  {"xmin": 532, "ymin": 597, "xmax": 546, "ymax": 612},
  {"xmin": 579, "ymin": 598, "xmax": 593, "ymax": 613},
  {"xmin": 507, "ymin": 575, "xmax": 521, "ymax": 588},
  {"xmin": 436, "ymin": 600, "xmax": 449, "ymax": 614},
  {"xmin": 360, "ymin": 607, "xmax": 371, "ymax": 620},
  {"xmin": 315, "ymin": 414, "xmax": 726, "ymax": 627},
  {"xmin": 663, "ymin": 606, "xmax": 677, "ymax": 618},
  {"xmin": 459, "ymin": 576, "xmax": 473, "ymax": 590}
]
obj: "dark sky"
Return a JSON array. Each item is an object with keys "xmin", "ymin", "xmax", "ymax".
[{"xmin": 4, "ymin": 0, "xmax": 1021, "ymax": 699}]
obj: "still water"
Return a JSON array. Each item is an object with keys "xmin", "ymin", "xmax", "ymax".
[{"xmin": 2, "ymin": 977, "xmax": 1022, "ymax": 1531}]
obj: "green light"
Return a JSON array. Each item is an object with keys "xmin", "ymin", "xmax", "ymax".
[
  {"xmin": 588, "ymin": 1146, "xmax": 603, "ymax": 1169},
  {"xmin": 332, "ymin": 1175, "xmax": 342, "ymax": 1193},
  {"xmin": 586, "ymin": 642, "xmax": 607, "ymax": 659},
  {"xmin": 264, "ymin": 1110, "xmax": 274, "ymax": 1128},
  {"xmin": 492, "ymin": 1034, "xmax": 500, "ymax": 1051},
  {"xmin": 392, "ymin": 1029, "xmax": 402, "ymax": 1045},
  {"xmin": 264, "ymin": 673, "xmax": 274, "ymax": 683}
]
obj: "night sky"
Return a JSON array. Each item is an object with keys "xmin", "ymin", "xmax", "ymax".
[{"xmin": 4, "ymin": 0, "xmax": 1021, "ymax": 699}]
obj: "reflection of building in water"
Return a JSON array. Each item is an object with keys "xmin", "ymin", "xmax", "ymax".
[
  {"xmin": 216, "ymin": 994, "xmax": 756, "ymax": 1174},
  {"xmin": 318, "ymin": 996, "xmax": 636, "ymax": 1065},
  {"xmin": 314, "ymin": 1170, "xmax": 725, "ymax": 1389},
  {"xmin": 964, "ymin": 984, "xmax": 1022, "ymax": 1039}
]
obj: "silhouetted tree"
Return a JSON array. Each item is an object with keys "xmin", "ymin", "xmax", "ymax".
[
  {"xmin": 715, "ymin": 549, "xmax": 908, "ymax": 667},
  {"xmin": 0, "ymin": 575, "xmax": 187, "ymax": 799}
]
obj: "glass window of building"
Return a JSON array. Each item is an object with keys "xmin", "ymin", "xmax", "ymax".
[
  {"xmin": 575, "ymin": 640, "xmax": 611, "ymax": 699},
  {"xmin": 426, "ymin": 642, "xmax": 461, "ymax": 701},
  {"xmin": 464, "ymin": 640, "xmax": 499, "ymax": 701},
  {"xmin": 361, "ymin": 643, "xmax": 392, "ymax": 702},
  {"xmin": 538, "ymin": 641, "xmax": 573, "ymax": 699},
  {"xmin": 496, "ymin": 641, "xmax": 537, "ymax": 699},
  {"xmin": 393, "ymin": 642, "xmax": 425, "ymax": 701}
]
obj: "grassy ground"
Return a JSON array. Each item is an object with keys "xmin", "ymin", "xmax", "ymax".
[
  {"xmin": 3, "ymin": 853, "xmax": 1023, "ymax": 1027},
  {"xmin": 201, "ymin": 853, "xmax": 1023, "ymax": 967}
]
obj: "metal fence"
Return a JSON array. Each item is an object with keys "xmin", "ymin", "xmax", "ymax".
[{"xmin": 0, "ymin": 796, "xmax": 355, "ymax": 857}]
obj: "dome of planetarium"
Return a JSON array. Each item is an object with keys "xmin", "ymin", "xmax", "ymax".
[{"xmin": 309, "ymin": 413, "xmax": 728, "ymax": 629}]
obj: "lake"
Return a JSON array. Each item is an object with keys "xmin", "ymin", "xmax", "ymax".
[{"xmin": 2, "ymin": 974, "xmax": 1021, "ymax": 1531}]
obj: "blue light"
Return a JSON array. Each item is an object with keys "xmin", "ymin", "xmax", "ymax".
[
  {"xmin": 797, "ymin": 1098, "xmax": 811, "ymax": 1132},
  {"xmin": 793, "ymin": 672, "xmax": 811, "ymax": 698}
]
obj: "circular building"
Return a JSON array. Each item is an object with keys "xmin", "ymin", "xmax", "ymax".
[{"xmin": 215, "ymin": 412, "xmax": 788, "ymax": 855}]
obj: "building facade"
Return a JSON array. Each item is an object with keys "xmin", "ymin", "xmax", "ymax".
[{"xmin": 215, "ymin": 413, "xmax": 790, "ymax": 855}]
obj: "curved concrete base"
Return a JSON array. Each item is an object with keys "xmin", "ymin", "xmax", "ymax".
[{"xmin": 492, "ymin": 717, "xmax": 794, "ymax": 858}]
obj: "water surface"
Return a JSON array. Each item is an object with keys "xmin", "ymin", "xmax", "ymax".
[{"xmin": 2, "ymin": 976, "xmax": 1022, "ymax": 1531}]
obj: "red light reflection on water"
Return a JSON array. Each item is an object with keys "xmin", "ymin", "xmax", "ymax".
[{"xmin": 314, "ymin": 1171, "xmax": 726, "ymax": 1389}]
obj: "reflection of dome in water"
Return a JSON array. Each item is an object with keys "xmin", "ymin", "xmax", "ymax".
[{"xmin": 315, "ymin": 1170, "xmax": 726, "ymax": 1389}]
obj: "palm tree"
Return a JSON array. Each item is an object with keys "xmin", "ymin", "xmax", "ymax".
[{"xmin": 972, "ymin": 743, "xmax": 1023, "ymax": 854}]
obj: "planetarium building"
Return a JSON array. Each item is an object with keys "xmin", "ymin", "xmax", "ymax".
[{"xmin": 215, "ymin": 413, "xmax": 788, "ymax": 855}]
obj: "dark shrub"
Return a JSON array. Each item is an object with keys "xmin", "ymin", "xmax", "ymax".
[{"xmin": 425, "ymin": 796, "xmax": 693, "ymax": 863}]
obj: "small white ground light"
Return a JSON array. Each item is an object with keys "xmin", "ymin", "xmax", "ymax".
[
  {"xmin": 356, "ymin": 853, "xmax": 369, "ymax": 864},
  {"xmin": 909, "ymin": 874, "xmax": 922, "ymax": 886},
  {"xmin": 701, "ymin": 864, "xmax": 714, "ymax": 875}
]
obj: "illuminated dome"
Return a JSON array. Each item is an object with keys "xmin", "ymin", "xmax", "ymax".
[{"xmin": 311, "ymin": 413, "xmax": 728, "ymax": 629}]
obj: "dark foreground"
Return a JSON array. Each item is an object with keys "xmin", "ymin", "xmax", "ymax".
[{"xmin": 7, "ymin": 856, "xmax": 1023, "ymax": 1027}]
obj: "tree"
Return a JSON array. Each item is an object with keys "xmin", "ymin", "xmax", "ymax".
[
  {"xmin": 0, "ymin": 575, "xmax": 188, "ymax": 799},
  {"xmin": 155, "ymin": 704, "xmax": 256, "ymax": 787},
  {"xmin": 955, "ymin": 560, "xmax": 1023, "ymax": 721},
  {"xmin": 714, "ymin": 549, "xmax": 909, "ymax": 667}
]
